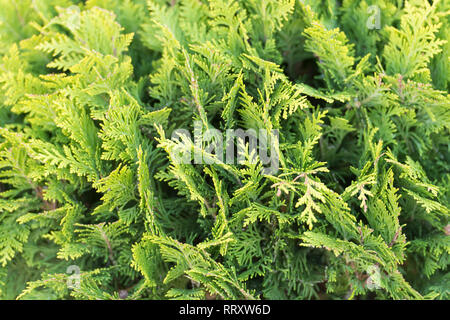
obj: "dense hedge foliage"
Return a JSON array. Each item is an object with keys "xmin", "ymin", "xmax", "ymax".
[{"xmin": 0, "ymin": 0, "xmax": 448, "ymax": 300}]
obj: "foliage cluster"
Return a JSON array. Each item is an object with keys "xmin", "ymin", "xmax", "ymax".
[{"xmin": 0, "ymin": 0, "xmax": 448, "ymax": 300}]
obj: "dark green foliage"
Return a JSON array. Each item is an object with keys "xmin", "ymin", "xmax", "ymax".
[{"xmin": 0, "ymin": 0, "xmax": 448, "ymax": 300}]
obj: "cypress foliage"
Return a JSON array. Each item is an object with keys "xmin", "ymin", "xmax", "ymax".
[{"xmin": 0, "ymin": 0, "xmax": 448, "ymax": 300}]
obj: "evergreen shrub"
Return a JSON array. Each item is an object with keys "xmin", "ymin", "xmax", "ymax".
[{"xmin": 0, "ymin": 0, "xmax": 448, "ymax": 300}]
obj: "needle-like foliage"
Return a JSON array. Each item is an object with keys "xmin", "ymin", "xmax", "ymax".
[{"xmin": 0, "ymin": 0, "xmax": 448, "ymax": 300}]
